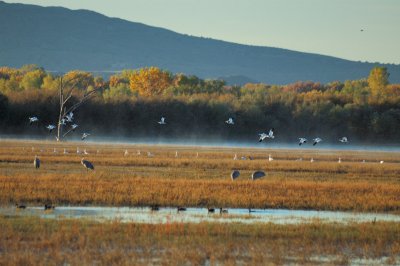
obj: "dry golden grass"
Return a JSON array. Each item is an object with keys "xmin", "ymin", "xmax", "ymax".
[
  {"xmin": 1, "ymin": 140, "xmax": 400, "ymax": 212},
  {"xmin": 0, "ymin": 216, "xmax": 399, "ymax": 265}
]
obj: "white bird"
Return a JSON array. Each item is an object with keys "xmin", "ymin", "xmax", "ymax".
[
  {"xmin": 338, "ymin": 158, "xmax": 341, "ymax": 163},
  {"xmin": 225, "ymin": 117, "xmax": 234, "ymax": 125},
  {"xmin": 34, "ymin": 155, "xmax": 40, "ymax": 169},
  {"xmin": 196, "ymin": 152, "xmax": 199, "ymax": 158},
  {"xmin": 231, "ymin": 170, "xmax": 240, "ymax": 181},
  {"xmin": 46, "ymin": 124, "xmax": 56, "ymax": 132},
  {"xmin": 76, "ymin": 147, "xmax": 81, "ymax": 154},
  {"xmin": 362, "ymin": 160, "xmax": 366, "ymax": 163},
  {"xmin": 158, "ymin": 117, "xmax": 166, "ymax": 125},
  {"xmin": 147, "ymin": 151, "xmax": 154, "ymax": 157},
  {"xmin": 251, "ymin": 171, "xmax": 265, "ymax": 180},
  {"xmin": 268, "ymin": 154, "xmax": 274, "ymax": 162},
  {"xmin": 81, "ymin": 158, "xmax": 94, "ymax": 171},
  {"xmin": 59, "ymin": 119, "xmax": 66, "ymax": 126},
  {"xmin": 83, "ymin": 149, "xmax": 89, "ymax": 155},
  {"xmin": 233, "ymin": 154, "xmax": 237, "ymax": 160},
  {"xmin": 310, "ymin": 158, "xmax": 315, "ymax": 163},
  {"xmin": 29, "ymin": 116, "xmax": 39, "ymax": 124},
  {"xmin": 124, "ymin": 149, "xmax": 129, "ymax": 156},
  {"xmin": 299, "ymin": 138, "xmax": 307, "ymax": 146},
  {"xmin": 65, "ymin": 112, "xmax": 74, "ymax": 123},
  {"xmin": 63, "ymin": 148, "xmax": 68, "ymax": 154},
  {"xmin": 71, "ymin": 124, "xmax": 78, "ymax": 131},
  {"xmin": 380, "ymin": 161, "xmax": 384, "ymax": 164},
  {"xmin": 259, "ymin": 128, "xmax": 274, "ymax": 142},
  {"xmin": 339, "ymin": 137, "xmax": 348, "ymax": 143},
  {"xmin": 313, "ymin": 138, "xmax": 322, "ymax": 146},
  {"xmin": 53, "ymin": 148, "xmax": 58, "ymax": 153},
  {"xmin": 175, "ymin": 151, "xmax": 178, "ymax": 158},
  {"xmin": 82, "ymin": 133, "xmax": 90, "ymax": 140},
  {"xmin": 137, "ymin": 150, "xmax": 141, "ymax": 156},
  {"xmin": 295, "ymin": 158, "xmax": 303, "ymax": 161}
]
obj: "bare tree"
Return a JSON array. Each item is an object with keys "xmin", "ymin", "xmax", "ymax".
[{"xmin": 56, "ymin": 76, "xmax": 99, "ymax": 142}]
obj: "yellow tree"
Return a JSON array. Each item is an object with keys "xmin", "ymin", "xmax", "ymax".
[
  {"xmin": 368, "ymin": 67, "xmax": 389, "ymax": 99},
  {"xmin": 129, "ymin": 67, "xmax": 172, "ymax": 96}
]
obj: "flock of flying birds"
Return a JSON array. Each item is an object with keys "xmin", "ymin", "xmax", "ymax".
[
  {"xmin": 29, "ymin": 113, "xmax": 90, "ymax": 141},
  {"xmin": 27, "ymin": 113, "xmax": 357, "ymax": 174}
]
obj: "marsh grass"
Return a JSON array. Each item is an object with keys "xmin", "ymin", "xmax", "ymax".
[
  {"xmin": 0, "ymin": 216, "xmax": 399, "ymax": 265},
  {"xmin": 1, "ymin": 140, "xmax": 400, "ymax": 212}
]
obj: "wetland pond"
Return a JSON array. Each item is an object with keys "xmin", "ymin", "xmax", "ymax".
[{"xmin": 2, "ymin": 206, "xmax": 400, "ymax": 224}]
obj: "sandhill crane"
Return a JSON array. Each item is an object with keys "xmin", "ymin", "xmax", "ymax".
[
  {"xmin": 251, "ymin": 171, "xmax": 265, "ymax": 180},
  {"xmin": 380, "ymin": 161, "xmax": 384, "ymax": 164},
  {"xmin": 59, "ymin": 119, "xmax": 66, "ymax": 126},
  {"xmin": 313, "ymin": 138, "xmax": 322, "ymax": 146},
  {"xmin": 310, "ymin": 158, "xmax": 315, "ymax": 163},
  {"xmin": 76, "ymin": 147, "xmax": 81, "ymax": 154},
  {"xmin": 82, "ymin": 133, "xmax": 90, "ymax": 140},
  {"xmin": 71, "ymin": 124, "xmax": 78, "ymax": 131},
  {"xmin": 34, "ymin": 155, "xmax": 40, "ymax": 169},
  {"xmin": 158, "ymin": 117, "xmax": 166, "ymax": 125},
  {"xmin": 175, "ymin": 151, "xmax": 178, "ymax": 158},
  {"xmin": 225, "ymin": 117, "xmax": 234, "ymax": 125},
  {"xmin": 81, "ymin": 158, "xmax": 94, "ymax": 171},
  {"xmin": 196, "ymin": 152, "xmax": 199, "ymax": 158},
  {"xmin": 339, "ymin": 137, "xmax": 348, "ymax": 143},
  {"xmin": 177, "ymin": 207, "xmax": 186, "ymax": 212},
  {"xmin": 268, "ymin": 154, "xmax": 274, "ymax": 162},
  {"xmin": 53, "ymin": 148, "xmax": 58, "ymax": 153},
  {"xmin": 231, "ymin": 170, "xmax": 240, "ymax": 180},
  {"xmin": 29, "ymin": 116, "xmax": 38, "ymax": 124},
  {"xmin": 46, "ymin": 124, "xmax": 56, "ymax": 132},
  {"xmin": 124, "ymin": 149, "xmax": 129, "ymax": 156},
  {"xmin": 15, "ymin": 203, "xmax": 26, "ymax": 209},
  {"xmin": 338, "ymin": 158, "xmax": 342, "ymax": 163},
  {"xmin": 83, "ymin": 149, "xmax": 89, "ymax": 155},
  {"xmin": 150, "ymin": 205, "xmax": 159, "ymax": 211},
  {"xmin": 44, "ymin": 204, "xmax": 55, "ymax": 210},
  {"xmin": 259, "ymin": 128, "xmax": 274, "ymax": 142},
  {"xmin": 299, "ymin": 138, "xmax": 307, "ymax": 146},
  {"xmin": 137, "ymin": 150, "xmax": 141, "ymax": 155},
  {"xmin": 65, "ymin": 112, "xmax": 74, "ymax": 123},
  {"xmin": 63, "ymin": 148, "xmax": 68, "ymax": 154},
  {"xmin": 147, "ymin": 151, "xmax": 154, "ymax": 157},
  {"xmin": 233, "ymin": 153, "xmax": 237, "ymax": 160},
  {"xmin": 219, "ymin": 208, "xmax": 228, "ymax": 214}
]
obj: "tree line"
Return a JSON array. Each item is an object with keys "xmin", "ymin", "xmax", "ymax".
[{"xmin": 0, "ymin": 64, "xmax": 399, "ymax": 143}]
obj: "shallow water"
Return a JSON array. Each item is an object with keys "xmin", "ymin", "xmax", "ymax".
[{"xmin": 2, "ymin": 206, "xmax": 400, "ymax": 224}]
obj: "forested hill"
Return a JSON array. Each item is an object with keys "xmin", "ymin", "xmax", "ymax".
[{"xmin": 1, "ymin": 1, "xmax": 400, "ymax": 84}]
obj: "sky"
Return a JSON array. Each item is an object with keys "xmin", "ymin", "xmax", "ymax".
[{"xmin": 4, "ymin": 0, "xmax": 400, "ymax": 64}]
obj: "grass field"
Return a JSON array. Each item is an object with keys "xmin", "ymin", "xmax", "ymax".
[
  {"xmin": 0, "ymin": 140, "xmax": 400, "ymax": 212},
  {"xmin": 1, "ymin": 216, "xmax": 399, "ymax": 265}
]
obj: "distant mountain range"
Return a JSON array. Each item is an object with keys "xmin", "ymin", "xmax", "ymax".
[{"xmin": 1, "ymin": 1, "xmax": 399, "ymax": 84}]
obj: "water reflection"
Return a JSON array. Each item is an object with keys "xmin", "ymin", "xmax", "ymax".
[{"xmin": 2, "ymin": 206, "xmax": 399, "ymax": 224}]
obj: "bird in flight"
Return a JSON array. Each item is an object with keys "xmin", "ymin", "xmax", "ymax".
[
  {"xmin": 158, "ymin": 117, "xmax": 166, "ymax": 125},
  {"xmin": 313, "ymin": 138, "xmax": 322, "ymax": 146},
  {"xmin": 46, "ymin": 124, "xmax": 56, "ymax": 133},
  {"xmin": 299, "ymin": 138, "xmax": 307, "ymax": 146},
  {"xmin": 259, "ymin": 128, "xmax": 274, "ymax": 142},
  {"xmin": 339, "ymin": 137, "xmax": 348, "ymax": 143},
  {"xmin": 29, "ymin": 116, "xmax": 39, "ymax": 124},
  {"xmin": 225, "ymin": 117, "xmax": 234, "ymax": 125},
  {"xmin": 71, "ymin": 124, "xmax": 78, "ymax": 131},
  {"xmin": 81, "ymin": 133, "xmax": 90, "ymax": 140}
]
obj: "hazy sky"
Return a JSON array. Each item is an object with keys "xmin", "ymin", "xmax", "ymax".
[{"xmin": 4, "ymin": 0, "xmax": 400, "ymax": 64}]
